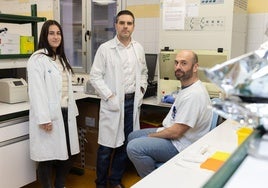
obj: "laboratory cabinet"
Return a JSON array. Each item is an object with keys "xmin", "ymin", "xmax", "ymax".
[
  {"xmin": 0, "ymin": 115, "xmax": 36, "ymax": 188},
  {"xmin": 57, "ymin": 0, "xmax": 121, "ymax": 72}
]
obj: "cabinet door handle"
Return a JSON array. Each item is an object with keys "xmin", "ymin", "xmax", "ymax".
[{"xmin": 85, "ymin": 30, "xmax": 91, "ymax": 41}]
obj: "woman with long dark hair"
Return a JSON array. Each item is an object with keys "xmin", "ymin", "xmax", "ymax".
[{"xmin": 27, "ymin": 20, "xmax": 80, "ymax": 188}]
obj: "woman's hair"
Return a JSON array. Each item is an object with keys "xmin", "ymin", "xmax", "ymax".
[{"xmin": 38, "ymin": 20, "xmax": 73, "ymax": 74}]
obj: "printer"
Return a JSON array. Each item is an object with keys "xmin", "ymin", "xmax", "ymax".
[{"xmin": 0, "ymin": 78, "xmax": 28, "ymax": 103}]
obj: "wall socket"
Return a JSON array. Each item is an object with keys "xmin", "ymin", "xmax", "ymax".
[{"xmin": 72, "ymin": 73, "xmax": 89, "ymax": 85}]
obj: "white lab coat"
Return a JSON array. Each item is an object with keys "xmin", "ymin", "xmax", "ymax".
[
  {"xmin": 90, "ymin": 37, "xmax": 148, "ymax": 148},
  {"xmin": 27, "ymin": 49, "xmax": 80, "ymax": 161}
]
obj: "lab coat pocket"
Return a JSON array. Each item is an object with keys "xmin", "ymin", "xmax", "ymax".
[
  {"xmin": 107, "ymin": 96, "xmax": 120, "ymax": 112},
  {"xmin": 49, "ymin": 102, "xmax": 59, "ymax": 121}
]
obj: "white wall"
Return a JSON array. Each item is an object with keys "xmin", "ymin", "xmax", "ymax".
[
  {"xmin": 132, "ymin": 18, "xmax": 160, "ymax": 54},
  {"xmin": 0, "ymin": 0, "xmax": 53, "ymax": 38},
  {"xmin": 126, "ymin": 0, "xmax": 160, "ymax": 54},
  {"xmin": 0, "ymin": 0, "xmax": 266, "ymax": 56},
  {"xmin": 246, "ymin": 13, "xmax": 268, "ymax": 52},
  {"xmin": 127, "ymin": 0, "xmax": 249, "ymax": 59}
]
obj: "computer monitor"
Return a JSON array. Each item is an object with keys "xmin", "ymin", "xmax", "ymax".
[
  {"xmin": 144, "ymin": 54, "xmax": 158, "ymax": 98},
  {"xmin": 145, "ymin": 53, "xmax": 158, "ymax": 82}
]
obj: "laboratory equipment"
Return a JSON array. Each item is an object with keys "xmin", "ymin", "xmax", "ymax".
[
  {"xmin": 0, "ymin": 78, "xmax": 28, "ymax": 103},
  {"xmin": 158, "ymin": 50, "xmax": 224, "ymax": 102},
  {"xmin": 144, "ymin": 53, "xmax": 158, "ymax": 98},
  {"xmin": 159, "ymin": 0, "xmax": 248, "ymax": 59},
  {"xmin": 204, "ymin": 48, "xmax": 268, "ymax": 129}
]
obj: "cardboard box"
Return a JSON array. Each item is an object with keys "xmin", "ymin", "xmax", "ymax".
[
  {"xmin": 74, "ymin": 99, "xmax": 100, "ymax": 169},
  {"xmin": 76, "ymin": 99, "xmax": 100, "ymax": 129},
  {"xmin": 74, "ymin": 127, "xmax": 99, "ymax": 169},
  {"xmin": 20, "ymin": 36, "xmax": 34, "ymax": 54}
]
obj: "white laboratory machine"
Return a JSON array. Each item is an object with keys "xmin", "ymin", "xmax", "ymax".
[
  {"xmin": 159, "ymin": 0, "xmax": 248, "ymax": 59},
  {"xmin": 0, "ymin": 78, "xmax": 28, "ymax": 103},
  {"xmin": 156, "ymin": 0, "xmax": 248, "ymax": 103},
  {"xmin": 158, "ymin": 50, "xmax": 225, "ymax": 103}
]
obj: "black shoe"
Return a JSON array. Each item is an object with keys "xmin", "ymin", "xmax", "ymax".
[
  {"xmin": 110, "ymin": 184, "xmax": 125, "ymax": 188},
  {"xmin": 96, "ymin": 185, "xmax": 108, "ymax": 188}
]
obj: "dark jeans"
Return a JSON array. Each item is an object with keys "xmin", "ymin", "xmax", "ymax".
[
  {"xmin": 37, "ymin": 108, "xmax": 76, "ymax": 188},
  {"xmin": 37, "ymin": 157, "xmax": 76, "ymax": 188},
  {"xmin": 96, "ymin": 97, "xmax": 134, "ymax": 187}
]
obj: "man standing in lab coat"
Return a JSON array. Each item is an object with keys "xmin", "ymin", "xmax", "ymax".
[{"xmin": 89, "ymin": 10, "xmax": 148, "ymax": 188}]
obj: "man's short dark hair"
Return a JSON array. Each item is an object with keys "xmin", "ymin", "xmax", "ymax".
[{"xmin": 115, "ymin": 10, "xmax": 135, "ymax": 24}]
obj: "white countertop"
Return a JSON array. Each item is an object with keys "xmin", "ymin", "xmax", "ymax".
[
  {"xmin": 131, "ymin": 119, "xmax": 241, "ymax": 188},
  {"xmin": 0, "ymin": 102, "xmax": 30, "ymax": 116},
  {"xmin": 0, "ymin": 92, "xmax": 91, "ymax": 116},
  {"xmin": 142, "ymin": 96, "xmax": 172, "ymax": 108},
  {"xmin": 0, "ymin": 93, "xmax": 166, "ymax": 117}
]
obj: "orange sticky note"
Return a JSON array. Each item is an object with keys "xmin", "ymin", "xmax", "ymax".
[{"xmin": 200, "ymin": 158, "xmax": 224, "ymax": 172}]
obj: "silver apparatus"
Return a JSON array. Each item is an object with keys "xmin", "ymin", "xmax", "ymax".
[{"xmin": 203, "ymin": 48, "xmax": 268, "ymax": 129}]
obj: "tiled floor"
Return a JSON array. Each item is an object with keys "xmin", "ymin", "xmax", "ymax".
[{"xmin": 22, "ymin": 166, "xmax": 141, "ymax": 188}]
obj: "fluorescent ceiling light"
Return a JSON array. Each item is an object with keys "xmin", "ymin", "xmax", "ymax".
[{"xmin": 93, "ymin": 0, "xmax": 116, "ymax": 6}]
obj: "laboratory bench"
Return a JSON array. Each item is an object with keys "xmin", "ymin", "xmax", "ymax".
[
  {"xmin": 0, "ymin": 92, "xmax": 91, "ymax": 117},
  {"xmin": 2, "ymin": 92, "xmax": 260, "ymax": 188},
  {"xmin": 131, "ymin": 119, "xmax": 264, "ymax": 188},
  {"xmin": 0, "ymin": 92, "xmax": 168, "ymax": 119},
  {"xmin": 0, "ymin": 92, "xmax": 90, "ymax": 188},
  {"xmin": 71, "ymin": 95, "xmax": 171, "ymax": 169},
  {"xmin": 0, "ymin": 102, "xmax": 32, "ymax": 188},
  {"xmin": 0, "ymin": 93, "xmax": 166, "ymax": 187}
]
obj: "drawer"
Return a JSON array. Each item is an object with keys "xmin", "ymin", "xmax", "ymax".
[
  {"xmin": 0, "ymin": 138, "xmax": 36, "ymax": 188},
  {"xmin": 0, "ymin": 116, "xmax": 29, "ymax": 142}
]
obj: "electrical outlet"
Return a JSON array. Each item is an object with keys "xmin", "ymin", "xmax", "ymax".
[{"xmin": 73, "ymin": 73, "xmax": 89, "ymax": 85}]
